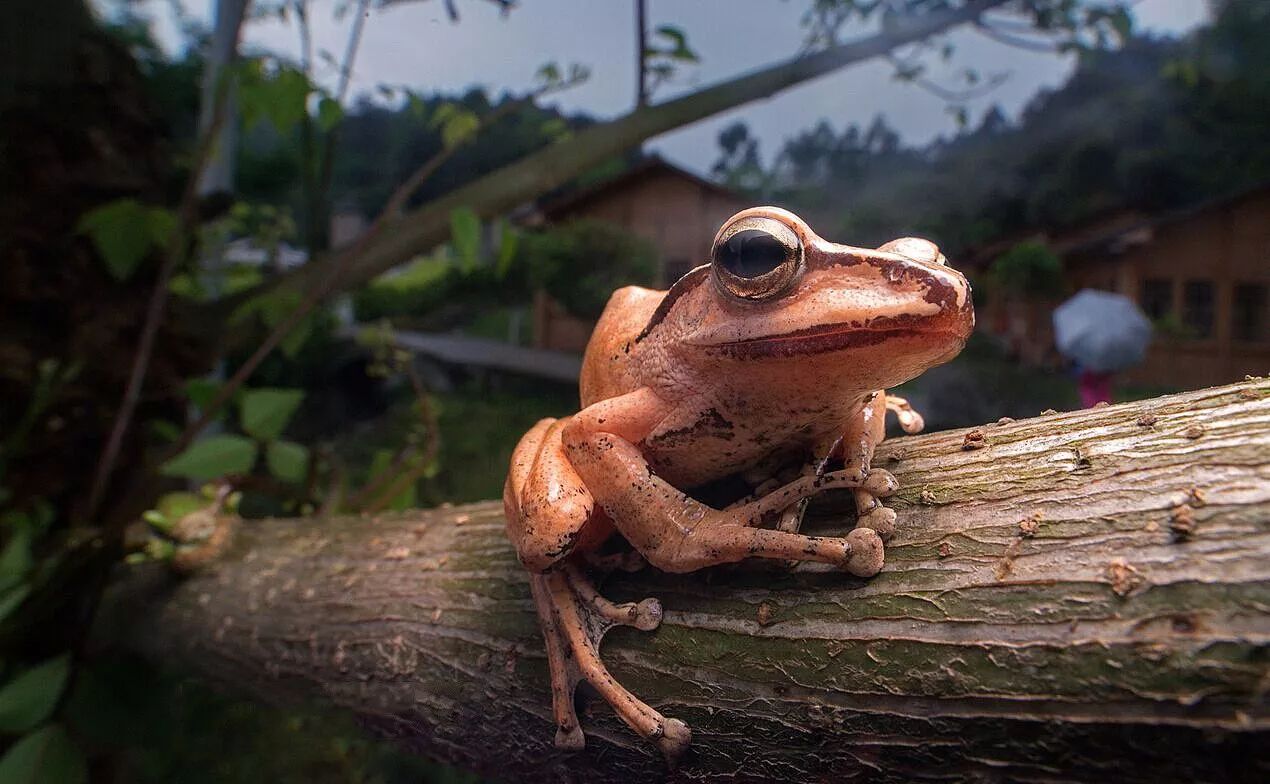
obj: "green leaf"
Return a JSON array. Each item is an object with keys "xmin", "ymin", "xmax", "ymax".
[
  {"xmin": 450, "ymin": 208, "xmax": 481, "ymax": 270},
  {"xmin": 0, "ymin": 530, "xmax": 32, "ymax": 594},
  {"xmin": 76, "ymin": 200, "xmax": 173, "ymax": 281},
  {"xmin": 237, "ymin": 60, "xmax": 311, "ymax": 134},
  {"xmin": 160, "ymin": 435, "xmax": 258, "ymax": 481},
  {"xmin": 157, "ymin": 492, "xmax": 205, "ymax": 525},
  {"xmin": 536, "ymin": 62, "xmax": 561, "ymax": 85},
  {"xmin": 365, "ymin": 450, "xmax": 416, "ymax": 510},
  {"xmin": 0, "ymin": 585, "xmax": 30, "ymax": 624},
  {"xmin": 148, "ymin": 419, "xmax": 182, "ymax": 442},
  {"xmin": 441, "ymin": 110, "xmax": 479, "ymax": 150},
  {"xmin": 0, "ymin": 724, "xmax": 87, "ymax": 784},
  {"xmin": 277, "ymin": 313, "xmax": 314, "ymax": 359},
  {"xmin": 0, "ymin": 655, "xmax": 71, "ymax": 734},
  {"xmin": 654, "ymin": 25, "xmax": 699, "ymax": 62},
  {"xmin": 239, "ymin": 388, "xmax": 305, "ymax": 441},
  {"xmin": 495, "ymin": 221, "xmax": 519, "ymax": 279},
  {"xmin": 184, "ymin": 378, "xmax": 222, "ymax": 411},
  {"xmin": 316, "ymin": 96, "xmax": 343, "ymax": 132},
  {"xmin": 1108, "ymin": 7, "xmax": 1132, "ymax": 42},
  {"xmin": 266, "ymin": 441, "xmax": 310, "ymax": 483}
]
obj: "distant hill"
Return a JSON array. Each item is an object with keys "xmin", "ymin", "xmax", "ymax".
[{"xmin": 714, "ymin": 0, "xmax": 1270, "ymax": 256}]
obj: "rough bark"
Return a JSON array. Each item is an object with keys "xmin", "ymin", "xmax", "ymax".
[{"xmin": 108, "ymin": 380, "xmax": 1270, "ymax": 782}]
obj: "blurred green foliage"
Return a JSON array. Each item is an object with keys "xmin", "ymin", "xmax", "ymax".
[
  {"xmin": 989, "ymin": 241, "xmax": 1064, "ymax": 299},
  {"xmin": 521, "ymin": 220, "xmax": 658, "ymax": 319}
]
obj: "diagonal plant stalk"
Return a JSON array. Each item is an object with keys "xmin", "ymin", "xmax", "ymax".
[{"xmin": 82, "ymin": 33, "xmax": 246, "ymax": 524}]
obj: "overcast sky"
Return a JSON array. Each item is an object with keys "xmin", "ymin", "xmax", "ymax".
[{"xmin": 141, "ymin": 0, "xmax": 1210, "ymax": 174}]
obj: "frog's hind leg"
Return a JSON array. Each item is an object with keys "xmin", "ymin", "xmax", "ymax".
[{"xmin": 534, "ymin": 564, "xmax": 690, "ymax": 762}]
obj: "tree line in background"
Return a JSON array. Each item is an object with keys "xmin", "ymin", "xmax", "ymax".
[{"xmin": 714, "ymin": 0, "xmax": 1270, "ymax": 258}]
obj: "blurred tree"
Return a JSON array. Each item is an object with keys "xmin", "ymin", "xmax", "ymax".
[
  {"xmin": 520, "ymin": 221, "xmax": 658, "ymax": 320},
  {"xmin": 728, "ymin": 0, "xmax": 1270, "ymax": 255},
  {"xmin": 989, "ymin": 240, "xmax": 1064, "ymax": 299}
]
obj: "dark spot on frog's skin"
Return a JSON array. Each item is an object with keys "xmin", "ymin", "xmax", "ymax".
[
  {"xmin": 544, "ymin": 529, "xmax": 580, "ymax": 560},
  {"xmin": 707, "ymin": 313, "xmax": 962, "ymax": 359},
  {"xmin": 651, "ymin": 408, "xmax": 736, "ymax": 447},
  {"xmin": 636, "ymin": 265, "xmax": 710, "ymax": 344}
]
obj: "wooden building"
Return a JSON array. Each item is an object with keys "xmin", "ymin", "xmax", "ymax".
[
  {"xmin": 975, "ymin": 184, "xmax": 1270, "ymax": 389},
  {"xmin": 525, "ymin": 157, "xmax": 750, "ymax": 352}
]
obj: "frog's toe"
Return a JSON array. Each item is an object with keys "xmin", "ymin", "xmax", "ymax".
[
  {"xmin": 632, "ymin": 597, "xmax": 663, "ymax": 631},
  {"xmin": 657, "ymin": 718, "xmax": 692, "ymax": 766},
  {"xmin": 844, "ymin": 527, "xmax": 885, "ymax": 577},
  {"xmin": 863, "ymin": 469, "xmax": 898, "ymax": 497},
  {"xmin": 857, "ymin": 505, "xmax": 897, "ymax": 541},
  {"xmin": 554, "ymin": 724, "xmax": 585, "ymax": 752}
]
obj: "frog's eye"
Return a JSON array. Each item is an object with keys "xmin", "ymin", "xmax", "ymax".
[{"xmin": 711, "ymin": 217, "xmax": 802, "ymax": 301}]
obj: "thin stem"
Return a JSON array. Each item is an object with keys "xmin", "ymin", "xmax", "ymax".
[
  {"xmin": 314, "ymin": 0, "xmax": 372, "ymax": 253},
  {"xmin": 83, "ymin": 52, "xmax": 241, "ymax": 524},
  {"xmin": 363, "ymin": 365, "xmax": 439, "ymax": 514},
  {"xmin": 974, "ymin": 20, "xmax": 1061, "ymax": 53},
  {"xmin": 635, "ymin": 0, "xmax": 648, "ymax": 108}
]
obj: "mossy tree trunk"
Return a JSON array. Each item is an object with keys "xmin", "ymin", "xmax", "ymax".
[{"xmin": 108, "ymin": 381, "xmax": 1270, "ymax": 782}]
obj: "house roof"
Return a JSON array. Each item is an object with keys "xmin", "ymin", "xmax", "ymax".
[
  {"xmin": 963, "ymin": 180, "xmax": 1270, "ymax": 269},
  {"xmin": 1062, "ymin": 180, "xmax": 1270, "ymax": 265},
  {"xmin": 534, "ymin": 155, "xmax": 745, "ymax": 220}
]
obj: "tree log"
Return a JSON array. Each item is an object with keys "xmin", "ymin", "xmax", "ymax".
[{"xmin": 108, "ymin": 380, "xmax": 1270, "ymax": 782}]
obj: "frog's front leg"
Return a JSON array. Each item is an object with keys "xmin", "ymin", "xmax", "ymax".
[
  {"xmin": 505, "ymin": 418, "xmax": 682, "ymax": 758},
  {"xmin": 562, "ymin": 389, "xmax": 887, "ymax": 576},
  {"xmin": 837, "ymin": 391, "xmax": 898, "ymax": 540}
]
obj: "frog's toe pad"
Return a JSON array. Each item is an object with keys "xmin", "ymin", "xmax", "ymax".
[
  {"xmin": 657, "ymin": 718, "xmax": 692, "ymax": 765},
  {"xmin": 844, "ymin": 527, "xmax": 885, "ymax": 577},
  {"xmin": 633, "ymin": 598, "xmax": 663, "ymax": 631},
  {"xmin": 555, "ymin": 724, "xmax": 585, "ymax": 752},
  {"xmin": 863, "ymin": 469, "xmax": 898, "ymax": 497},
  {"xmin": 858, "ymin": 506, "xmax": 897, "ymax": 541}
]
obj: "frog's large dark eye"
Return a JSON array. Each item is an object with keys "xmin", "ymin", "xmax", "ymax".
[{"xmin": 711, "ymin": 217, "xmax": 802, "ymax": 301}]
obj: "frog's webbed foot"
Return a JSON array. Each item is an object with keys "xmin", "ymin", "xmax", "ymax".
[{"xmin": 528, "ymin": 563, "xmax": 689, "ymax": 764}]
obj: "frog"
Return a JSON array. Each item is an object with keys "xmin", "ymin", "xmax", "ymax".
[{"xmin": 503, "ymin": 206, "xmax": 973, "ymax": 761}]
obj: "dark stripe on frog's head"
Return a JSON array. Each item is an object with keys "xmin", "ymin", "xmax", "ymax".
[{"xmin": 635, "ymin": 264, "xmax": 710, "ymax": 344}]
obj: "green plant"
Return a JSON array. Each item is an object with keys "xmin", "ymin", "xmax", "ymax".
[
  {"xmin": 520, "ymin": 220, "xmax": 657, "ymax": 319},
  {"xmin": 989, "ymin": 241, "xmax": 1064, "ymax": 299}
]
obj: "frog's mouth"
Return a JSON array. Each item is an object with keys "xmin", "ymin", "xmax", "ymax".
[{"xmin": 702, "ymin": 314, "xmax": 967, "ymax": 359}]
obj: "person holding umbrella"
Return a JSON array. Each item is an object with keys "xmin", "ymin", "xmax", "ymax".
[{"xmin": 1052, "ymin": 289, "xmax": 1153, "ymax": 407}]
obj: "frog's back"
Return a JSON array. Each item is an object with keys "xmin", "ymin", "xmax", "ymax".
[{"xmin": 579, "ymin": 286, "xmax": 665, "ymax": 406}]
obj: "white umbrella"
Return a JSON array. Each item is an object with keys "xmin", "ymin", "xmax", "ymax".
[{"xmin": 1053, "ymin": 289, "xmax": 1152, "ymax": 373}]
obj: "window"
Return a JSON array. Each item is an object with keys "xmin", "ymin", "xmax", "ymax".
[
  {"xmin": 1182, "ymin": 280, "xmax": 1215, "ymax": 338},
  {"xmin": 1232, "ymin": 283, "xmax": 1268, "ymax": 342},
  {"xmin": 1140, "ymin": 278, "xmax": 1172, "ymax": 320}
]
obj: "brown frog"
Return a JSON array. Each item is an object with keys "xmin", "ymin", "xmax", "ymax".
[{"xmin": 503, "ymin": 207, "xmax": 973, "ymax": 760}]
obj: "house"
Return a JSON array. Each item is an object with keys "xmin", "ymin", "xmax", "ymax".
[
  {"xmin": 523, "ymin": 156, "xmax": 751, "ymax": 352},
  {"xmin": 973, "ymin": 184, "xmax": 1270, "ymax": 389}
]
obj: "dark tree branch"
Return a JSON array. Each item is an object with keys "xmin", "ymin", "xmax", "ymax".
[
  {"xmin": 106, "ymin": 381, "xmax": 1270, "ymax": 781},
  {"xmin": 222, "ymin": 0, "xmax": 1011, "ymax": 315}
]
